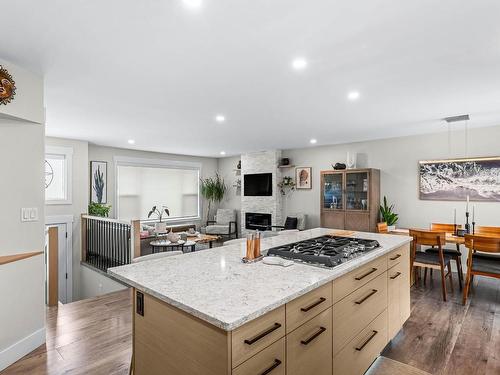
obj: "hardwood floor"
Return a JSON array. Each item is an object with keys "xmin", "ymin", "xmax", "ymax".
[
  {"xmin": 1, "ymin": 274, "xmax": 498, "ymax": 375},
  {"xmin": 382, "ymin": 273, "xmax": 500, "ymax": 375},
  {"xmin": 1, "ymin": 289, "xmax": 132, "ymax": 375}
]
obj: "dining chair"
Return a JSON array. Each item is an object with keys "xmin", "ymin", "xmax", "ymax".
[
  {"xmin": 377, "ymin": 222, "xmax": 388, "ymax": 234},
  {"xmin": 474, "ymin": 225, "xmax": 500, "ymax": 236},
  {"xmin": 409, "ymin": 229, "xmax": 454, "ymax": 301},
  {"xmin": 462, "ymin": 234, "xmax": 500, "ymax": 304},
  {"xmin": 424, "ymin": 223, "xmax": 463, "ymax": 289}
]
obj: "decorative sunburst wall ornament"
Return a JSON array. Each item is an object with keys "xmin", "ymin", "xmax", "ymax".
[{"xmin": 0, "ymin": 65, "xmax": 16, "ymax": 105}]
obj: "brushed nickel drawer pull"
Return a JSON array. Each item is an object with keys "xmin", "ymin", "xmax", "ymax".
[
  {"xmin": 244, "ymin": 323, "xmax": 281, "ymax": 345},
  {"xmin": 300, "ymin": 326, "xmax": 327, "ymax": 345},
  {"xmin": 355, "ymin": 330, "xmax": 378, "ymax": 351},
  {"xmin": 260, "ymin": 359, "xmax": 282, "ymax": 375},
  {"xmin": 390, "ymin": 254, "xmax": 401, "ymax": 261},
  {"xmin": 301, "ymin": 297, "xmax": 326, "ymax": 312},
  {"xmin": 354, "ymin": 289, "xmax": 378, "ymax": 305},
  {"xmin": 390, "ymin": 272, "xmax": 402, "ymax": 280},
  {"xmin": 354, "ymin": 267, "xmax": 377, "ymax": 281}
]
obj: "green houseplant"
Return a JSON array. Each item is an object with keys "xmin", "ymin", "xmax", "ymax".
[
  {"xmin": 148, "ymin": 205, "xmax": 170, "ymax": 233},
  {"xmin": 380, "ymin": 196, "xmax": 399, "ymax": 229},
  {"xmin": 200, "ymin": 173, "xmax": 226, "ymax": 223},
  {"xmin": 88, "ymin": 202, "xmax": 111, "ymax": 217}
]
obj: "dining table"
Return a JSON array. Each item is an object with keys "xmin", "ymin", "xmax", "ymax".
[{"xmin": 388, "ymin": 228, "xmax": 465, "ymax": 245}]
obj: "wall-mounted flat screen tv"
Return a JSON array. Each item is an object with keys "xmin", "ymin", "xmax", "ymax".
[{"xmin": 244, "ymin": 173, "xmax": 272, "ymax": 196}]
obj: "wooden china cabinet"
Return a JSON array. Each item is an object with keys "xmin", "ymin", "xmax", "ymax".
[{"xmin": 320, "ymin": 168, "xmax": 380, "ymax": 232}]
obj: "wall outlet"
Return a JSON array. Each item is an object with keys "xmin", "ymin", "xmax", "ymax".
[{"xmin": 21, "ymin": 208, "xmax": 38, "ymax": 222}]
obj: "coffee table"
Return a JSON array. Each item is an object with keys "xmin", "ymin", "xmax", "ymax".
[{"xmin": 150, "ymin": 240, "xmax": 196, "ymax": 253}]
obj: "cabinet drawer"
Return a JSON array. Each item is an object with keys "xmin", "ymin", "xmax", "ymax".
[
  {"xmin": 232, "ymin": 305, "xmax": 286, "ymax": 368},
  {"xmin": 334, "ymin": 256, "xmax": 387, "ymax": 303},
  {"xmin": 333, "ymin": 309, "xmax": 388, "ymax": 375},
  {"xmin": 333, "ymin": 272, "xmax": 387, "ymax": 355},
  {"xmin": 286, "ymin": 307, "xmax": 333, "ymax": 375},
  {"xmin": 286, "ymin": 282, "xmax": 333, "ymax": 333},
  {"xmin": 233, "ymin": 338, "xmax": 285, "ymax": 375},
  {"xmin": 387, "ymin": 244, "xmax": 409, "ymax": 269}
]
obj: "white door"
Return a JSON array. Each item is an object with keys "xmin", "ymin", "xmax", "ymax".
[{"xmin": 46, "ymin": 223, "xmax": 69, "ymax": 304}]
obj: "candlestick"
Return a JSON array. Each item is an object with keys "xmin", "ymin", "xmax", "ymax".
[
  {"xmin": 466, "ymin": 195, "xmax": 470, "ymax": 212},
  {"xmin": 472, "ymin": 205, "xmax": 475, "ymax": 222}
]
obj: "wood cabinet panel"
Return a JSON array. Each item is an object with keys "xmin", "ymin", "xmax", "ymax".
[
  {"xmin": 286, "ymin": 307, "xmax": 333, "ymax": 375},
  {"xmin": 333, "ymin": 309, "xmax": 388, "ymax": 375},
  {"xmin": 333, "ymin": 272, "xmax": 388, "ymax": 355},
  {"xmin": 387, "ymin": 262, "xmax": 403, "ymax": 340},
  {"xmin": 321, "ymin": 211, "xmax": 345, "ymax": 230},
  {"xmin": 232, "ymin": 305, "xmax": 286, "ymax": 368},
  {"xmin": 286, "ymin": 282, "xmax": 333, "ymax": 333},
  {"xmin": 345, "ymin": 212, "xmax": 370, "ymax": 232},
  {"xmin": 334, "ymin": 255, "xmax": 387, "ymax": 303},
  {"xmin": 233, "ymin": 338, "xmax": 285, "ymax": 375},
  {"xmin": 134, "ymin": 291, "xmax": 231, "ymax": 375}
]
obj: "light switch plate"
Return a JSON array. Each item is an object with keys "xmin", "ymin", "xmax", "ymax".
[{"xmin": 21, "ymin": 208, "xmax": 39, "ymax": 222}]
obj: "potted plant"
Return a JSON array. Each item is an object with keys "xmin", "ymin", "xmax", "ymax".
[
  {"xmin": 148, "ymin": 205, "xmax": 170, "ymax": 234},
  {"xmin": 380, "ymin": 196, "xmax": 399, "ymax": 231},
  {"xmin": 278, "ymin": 176, "xmax": 295, "ymax": 196},
  {"xmin": 88, "ymin": 202, "xmax": 111, "ymax": 217},
  {"xmin": 200, "ymin": 173, "xmax": 226, "ymax": 223}
]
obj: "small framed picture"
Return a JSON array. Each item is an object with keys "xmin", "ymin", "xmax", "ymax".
[
  {"xmin": 295, "ymin": 167, "xmax": 312, "ymax": 189},
  {"xmin": 90, "ymin": 161, "xmax": 107, "ymax": 204}
]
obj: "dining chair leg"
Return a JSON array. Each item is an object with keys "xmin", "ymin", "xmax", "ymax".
[
  {"xmin": 430, "ymin": 268, "xmax": 433, "ymax": 282},
  {"xmin": 423, "ymin": 268, "xmax": 428, "ymax": 285},
  {"xmin": 462, "ymin": 268, "xmax": 472, "ymax": 305},
  {"xmin": 447, "ymin": 263, "xmax": 454, "ymax": 293},
  {"xmin": 456, "ymin": 256, "xmax": 463, "ymax": 290},
  {"xmin": 439, "ymin": 264, "xmax": 447, "ymax": 302}
]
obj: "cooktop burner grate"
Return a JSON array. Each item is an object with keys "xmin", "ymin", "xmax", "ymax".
[{"xmin": 266, "ymin": 235, "xmax": 380, "ymax": 268}]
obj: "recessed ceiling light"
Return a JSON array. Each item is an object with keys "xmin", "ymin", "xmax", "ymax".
[
  {"xmin": 215, "ymin": 115, "xmax": 226, "ymax": 123},
  {"xmin": 292, "ymin": 58, "xmax": 308, "ymax": 71},
  {"xmin": 347, "ymin": 91, "xmax": 360, "ymax": 101},
  {"xmin": 182, "ymin": 0, "xmax": 202, "ymax": 9},
  {"xmin": 128, "ymin": 139, "xmax": 135, "ymax": 145},
  {"xmin": 310, "ymin": 139, "xmax": 317, "ymax": 144},
  {"xmin": 220, "ymin": 151, "xmax": 226, "ymax": 156}
]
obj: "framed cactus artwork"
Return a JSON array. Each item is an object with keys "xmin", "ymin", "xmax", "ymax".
[{"xmin": 90, "ymin": 161, "xmax": 108, "ymax": 204}]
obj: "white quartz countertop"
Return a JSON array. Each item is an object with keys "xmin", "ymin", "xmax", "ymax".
[{"xmin": 109, "ymin": 228, "xmax": 411, "ymax": 331}]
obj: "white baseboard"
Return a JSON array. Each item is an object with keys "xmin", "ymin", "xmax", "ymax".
[{"xmin": 0, "ymin": 327, "xmax": 46, "ymax": 371}]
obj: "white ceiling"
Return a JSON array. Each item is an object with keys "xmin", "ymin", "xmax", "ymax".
[{"xmin": 2, "ymin": 0, "xmax": 500, "ymax": 157}]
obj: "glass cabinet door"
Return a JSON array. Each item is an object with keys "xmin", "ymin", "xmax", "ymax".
[
  {"xmin": 323, "ymin": 173, "xmax": 343, "ymax": 210},
  {"xmin": 345, "ymin": 171, "xmax": 369, "ymax": 211}
]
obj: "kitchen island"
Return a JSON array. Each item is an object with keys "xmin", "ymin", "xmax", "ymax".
[{"xmin": 109, "ymin": 228, "xmax": 412, "ymax": 375}]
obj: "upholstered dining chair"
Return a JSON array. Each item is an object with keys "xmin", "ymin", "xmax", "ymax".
[
  {"xmin": 377, "ymin": 222, "xmax": 388, "ymax": 233},
  {"xmin": 424, "ymin": 223, "xmax": 464, "ymax": 289},
  {"xmin": 462, "ymin": 234, "xmax": 500, "ymax": 304},
  {"xmin": 272, "ymin": 213, "xmax": 306, "ymax": 231},
  {"xmin": 206, "ymin": 209, "xmax": 238, "ymax": 239},
  {"xmin": 474, "ymin": 225, "xmax": 500, "ymax": 236},
  {"xmin": 409, "ymin": 229, "xmax": 454, "ymax": 301}
]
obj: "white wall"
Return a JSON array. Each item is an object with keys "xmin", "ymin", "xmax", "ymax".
[
  {"xmin": 218, "ymin": 156, "xmax": 242, "ymax": 227},
  {"xmin": 79, "ymin": 264, "xmax": 126, "ymax": 300},
  {"xmin": 0, "ymin": 121, "xmax": 45, "ymax": 371},
  {"xmin": 45, "ymin": 137, "xmax": 89, "ymax": 301},
  {"xmin": 88, "ymin": 144, "xmax": 218, "ymax": 225},
  {"xmin": 281, "ymin": 125, "xmax": 500, "ymax": 230}
]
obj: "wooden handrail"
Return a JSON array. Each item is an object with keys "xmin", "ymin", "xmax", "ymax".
[{"xmin": 0, "ymin": 251, "xmax": 43, "ymax": 266}]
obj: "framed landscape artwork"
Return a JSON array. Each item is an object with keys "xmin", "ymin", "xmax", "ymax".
[
  {"xmin": 419, "ymin": 156, "xmax": 500, "ymax": 201},
  {"xmin": 296, "ymin": 167, "xmax": 312, "ymax": 189},
  {"xmin": 90, "ymin": 161, "xmax": 107, "ymax": 204}
]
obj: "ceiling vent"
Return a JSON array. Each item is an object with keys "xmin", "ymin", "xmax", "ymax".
[{"xmin": 443, "ymin": 114, "xmax": 470, "ymax": 123}]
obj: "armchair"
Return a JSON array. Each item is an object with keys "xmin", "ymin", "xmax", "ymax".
[
  {"xmin": 205, "ymin": 209, "xmax": 238, "ymax": 239},
  {"xmin": 272, "ymin": 213, "xmax": 306, "ymax": 231}
]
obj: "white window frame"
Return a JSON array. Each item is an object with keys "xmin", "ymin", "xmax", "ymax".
[
  {"xmin": 45, "ymin": 146, "xmax": 73, "ymax": 205},
  {"xmin": 114, "ymin": 156, "xmax": 202, "ymax": 223}
]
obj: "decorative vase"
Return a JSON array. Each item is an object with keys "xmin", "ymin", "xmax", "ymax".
[
  {"xmin": 237, "ymin": 160, "xmax": 241, "ymax": 170},
  {"xmin": 155, "ymin": 222, "xmax": 167, "ymax": 234},
  {"xmin": 166, "ymin": 230, "xmax": 181, "ymax": 243}
]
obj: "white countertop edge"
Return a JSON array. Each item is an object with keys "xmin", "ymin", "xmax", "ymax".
[{"xmin": 108, "ymin": 233, "xmax": 412, "ymax": 331}]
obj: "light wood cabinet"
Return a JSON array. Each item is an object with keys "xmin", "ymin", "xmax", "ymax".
[
  {"xmin": 286, "ymin": 307, "xmax": 333, "ymax": 375},
  {"xmin": 320, "ymin": 169, "xmax": 380, "ymax": 232},
  {"xmin": 286, "ymin": 282, "xmax": 333, "ymax": 333},
  {"xmin": 233, "ymin": 338, "xmax": 285, "ymax": 375},
  {"xmin": 333, "ymin": 309, "xmax": 388, "ymax": 375},
  {"xmin": 132, "ymin": 244, "xmax": 411, "ymax": 375}
]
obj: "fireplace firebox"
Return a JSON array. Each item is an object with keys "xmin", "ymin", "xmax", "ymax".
[{"xmin": 245, "ymin": 212, "xmax": 272, "ymax": 231}]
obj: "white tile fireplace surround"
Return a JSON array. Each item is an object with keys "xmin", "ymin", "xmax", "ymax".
[{"xmin": 240, "ymin": 150, "xmax": 283, "ymax": 235}]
